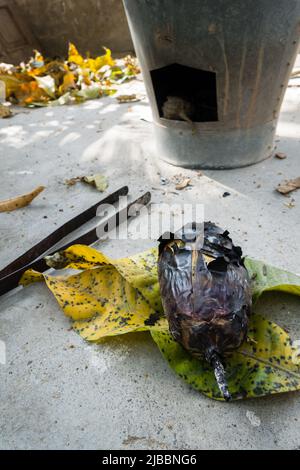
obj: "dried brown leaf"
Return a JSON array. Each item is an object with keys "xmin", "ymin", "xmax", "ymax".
[
  {"xmin": 275, "ymin": 152, "xmax": 287, "ymax": 160},
  {"xmin": 64, "ymin": 174, "xmax": 108, "ymax": 192},
  {"xmin": 175, "ymin": 177, "xmax": 191, "ymax": 190},
  {"xmin": 64, "ymin": 176, "xmax": 82, "ymax": 186},
  {"xmin": 0, "ymin": 186, "xmax": 45, "ymax": 212},
  {"xmin": 277, "ymin": 177, "xmax": 300, "ymax": 195},
  {"xmin": 117, "ymin": 94, "xmax": 141, "ymax": 103}
]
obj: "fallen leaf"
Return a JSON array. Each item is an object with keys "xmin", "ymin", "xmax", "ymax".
[
  {"xmin": 74, "ymin": 85, "xmax": 102, "ymax": 102},
  {"xmin": 64, "ymin": 177, "xmax": 82, "ymax": 186},
  {"xmin": 244, "ymin": 257, "xmax": 300, "ymax": 303},
  {"xmin": 0, "ymin": 186, "xmax": 45, "ymax": 212},
  {"xmin": 68, "ymin": 43, "xmax": 84, "ymax": 67},
  {"xmin": 20, "ymin": 245, "xmax": 300, "ymax": 401},
  {"xmin": 64, "ymin": 174, "xmax": 108, "ymax": 192},
  {"xmin": 15, "ymin": 80, "xmax": 50, "ymax": 106},
  {"xmin": 0, "ymin": 62, "xmax": 15, "ymax": 74},
  {"xmin": 82, "ymin": 174, "xmax": 108, "ymax": 192},
  {"xmin": 35, "ymin": 75, "xmax": 56, "ymax": 98},
  {"xmin": 20, "ymin": 246, "xmax": 166, "ymax": 339},
  {"xmin": 0, "ymin": 103, "xmax": 12, "ymax": 118},
  {"xmin": 152, "ymin": 313, "xmax": 300, "ymax": 401},
  {"xmin": 86, "ymin": 47, "xmax": 115, "ymax": 72},
  {"xmin": 0, "ymin": 43, "xmax": 139, "ymax": 108},
  {"xmin": 284, "ymin": 201, "xmax": 296, "ymax": 209},
  {"xmin": 276, "ymin": 177, "xmax": 300, "ymax": 195},
  {"xmin": 275, "ymin": 152, "xmax": 287, "ymax": 160},
  {"xmin": 49, "ymin": 92, "xmax": 72, "ymax": 107},
  {"xmin": 175, "ymin": 177, "xmax": 191, "ymax": 190},
  {"xmin": 58, "ymin": 72, "xmax": 76, "ymax": 95},
  {"xmin": 117, "ymin": 94, "xmax": 141, "ymax": 103},
  {"xmin": 0, "ymin": 74, "xmax": 23, "ymax": 97},
  {"xmin": 28, "ymin": 50, "xmax": 45, "ymax": 71}
]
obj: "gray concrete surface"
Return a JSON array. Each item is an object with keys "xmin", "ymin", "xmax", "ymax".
[
  {"xmin": 15, "ymin": 0, "xmax": 133, "ymax": 58},
  {"xmin": 0, "ymin": 63, "xmax": 300, "ymax": 449}
]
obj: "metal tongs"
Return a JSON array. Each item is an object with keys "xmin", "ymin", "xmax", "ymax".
[{"xmin": 0, "ymin": 187, "xmax": 151, "ymax": 296}]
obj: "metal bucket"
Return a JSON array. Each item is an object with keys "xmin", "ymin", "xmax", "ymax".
[{"xmin": 123, "ymin": 0, "xmax": 300, "ymax": 169}]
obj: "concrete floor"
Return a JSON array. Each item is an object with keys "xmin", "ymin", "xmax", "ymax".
[{"xmin": 0, "ymin": 63, "xmax": 300, "ymax": 449}]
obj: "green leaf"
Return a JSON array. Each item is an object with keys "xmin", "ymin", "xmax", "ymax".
[
  {"xmin": 151, "ymin": 313, "xmax": 300, "ymax": 401},
  {"xmin": 245, "ymin": 257, "xmax": 300, "ymax": 302},
  {"xmin": 73, "ymin": 85, "xmax": 101, "ymax": 101},
  {"xmin": 20, "ymin": 246, "xmax": 300, "ymax": 401},
  {"xmin": 49, "ymin": 92, "xmax": 72, "ymax": 107}
]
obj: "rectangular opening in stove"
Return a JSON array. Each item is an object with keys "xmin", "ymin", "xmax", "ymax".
[{"xmin": 150, "ymin": 63, "xmax": 218, "ymax": 123}]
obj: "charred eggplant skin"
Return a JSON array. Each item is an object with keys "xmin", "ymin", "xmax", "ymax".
[{"xmin": 158, "ymin": 222, "xmax": 252, "ymax": 400}]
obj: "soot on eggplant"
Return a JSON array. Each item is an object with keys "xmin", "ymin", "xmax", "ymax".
[{"xmin": 158, "ymin": 222, "xmax": 252, "ymax": 401}]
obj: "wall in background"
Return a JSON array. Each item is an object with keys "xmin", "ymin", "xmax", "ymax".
[
  {"xmin": 15, "ymin": 0, "xmax": 134, "ymax": 58},
  {"xmin": 0, "ymin": 0, "xmax": 40, "ymax": 63}
]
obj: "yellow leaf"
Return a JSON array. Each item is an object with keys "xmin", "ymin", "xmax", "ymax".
[
  {"xmin": 0, "ymin": 43, "xmax": 139, "ymax": 107},
  {"xmin": 0, "ymin": 75, "xmax": 22, "ymax": 98},
  {"xmin": 32, "ymin": 49, "xmax": 44, "ymax": 66},
  {"xmin": 21, "ymin": 269, "xmax": 44, "ymax": 285},
  {"xmin": 15, "ymin": 80, "xmax": 50, "ymax": 106},
  {"xmin": 80, "ymin": 69, "xmax": 92, "ymax": 86},
  {"xmin": 27, "ymin": 50, "xmax": 45, "ymax": 76},
  {"xmin": 68, "ymin": 42, "xmax": 84, "ymax": 66},
  {"xmin": 94, "ymin": 47, "xmax": 115, "ymax": 70},
  {"xmin": 58, "ymin": 71, "xmax": 76, "ymax": 95},
  {"xmin": 20, "ymin": 245, "xmax": 166, "ymax": 341}
]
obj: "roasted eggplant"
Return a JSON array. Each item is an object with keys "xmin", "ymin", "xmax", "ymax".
[{"xmin": 158, "ymin": 222, "xmax": 252, "ymax": 400}]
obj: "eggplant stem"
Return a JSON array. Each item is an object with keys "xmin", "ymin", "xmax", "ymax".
[{"xmin": 209, "ymin": 352, "xmax": 232, "ymax": 402}]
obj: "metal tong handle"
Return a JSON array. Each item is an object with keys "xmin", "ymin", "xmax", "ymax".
[
  {"xmin": 0, "ymin": 186, "xmax": 129, "ymax": 280},
  {"xmin": 0, "ymin": 189, "xmax": 151, "ymax": 297}
]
